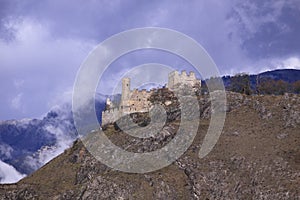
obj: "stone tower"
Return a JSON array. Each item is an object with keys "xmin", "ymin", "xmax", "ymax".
[
  {"xmin": 121, "ymin": 77, "xmax": 131, "ymax": 107},
  {"xmin": 168, "ymin": 70, "xmax": 180, "ymax": 89}
]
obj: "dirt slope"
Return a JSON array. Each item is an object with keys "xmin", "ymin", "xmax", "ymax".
[{"xmin": 0, "ymin": 92, "xmax": 299, "ymax": 199}]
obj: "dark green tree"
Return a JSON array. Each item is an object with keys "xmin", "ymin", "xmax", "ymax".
[
  {"xmin": 292, "ymin": 80, "xmax": 300, "ymax": 94},
  {"xmin": 230, "ymin": 73, "xmax": 251, "ymax": 95}
]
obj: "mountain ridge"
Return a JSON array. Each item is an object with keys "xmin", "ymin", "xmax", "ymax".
[{"xmin": 1, "ymin": 92, "xmax": 299, "ymax": 199}]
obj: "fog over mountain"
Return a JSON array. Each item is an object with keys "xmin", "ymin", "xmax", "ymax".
[
  {"xmin": 0, "ymin": 103, "xmax": 76, "ymax": 183},
  {"xmin": 0, "ymin": 160, "xmax": 25, "ymax": 184},
  {"xmin": 0, "ymin": 93, "xmax": 109, "ymax": 183}
]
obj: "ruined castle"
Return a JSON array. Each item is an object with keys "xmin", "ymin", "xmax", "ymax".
[{"xmin": 101, "ymin": 70, "xmax": 201, "ymax": 125}]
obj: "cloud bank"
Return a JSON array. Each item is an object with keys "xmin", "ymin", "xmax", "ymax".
[{"xmin": 0, "ymin": 160, "xmax": 26, "ymax": 184}]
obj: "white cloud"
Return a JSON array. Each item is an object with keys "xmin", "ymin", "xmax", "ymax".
[
  {"xmin": 0, "ymin": 18, "xmax": 95, "ymax": 71},
  {"xmin": 0, "ymin": 159, "xmax": 26, "ymax": 184},
  {"xmin": 24, "ymin": 113, "xmax": 75, "ymax": 171},
  {"xmin": 0, "ymin": 17, "xmax": 96, "ymax": 119},
  {"xmin": 231, "ymin": 0, "xmax": 286, "ymax": 38},
  {"xmin": 0, "ymin": 144, "xmax": 13, "ymax": 159},
  {"xmin": 272, "ymin": 57, "xmax": 300, "ymax": 70},
  {"xmin": 11, "ymin": 93, "xmax": 23, "ymax": 110},
  {"xmin": 13, "ymin": 79, "xmax": 24, "ymax": 89},
  {"xmin": 238, "ymin": 56, "xmax": 300, "ymax": 75},
  {"xmin": 47, "ymin": 88, "xmax": 73, "ymax": 108}
]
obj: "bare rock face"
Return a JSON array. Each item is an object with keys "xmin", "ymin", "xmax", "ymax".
[{"xmin": 0, "ymin": 92, "xmax": 299, "ymax": 199}]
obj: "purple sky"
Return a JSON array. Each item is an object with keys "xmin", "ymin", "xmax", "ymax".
[{"xmin": 0, "ymin": 0, "xmax": 300, "ymax": 120}]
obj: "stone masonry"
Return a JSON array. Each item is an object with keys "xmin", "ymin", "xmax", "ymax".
[{"xmin": 101, "ymin": 70, "xmax": 201, "ymax": 125}]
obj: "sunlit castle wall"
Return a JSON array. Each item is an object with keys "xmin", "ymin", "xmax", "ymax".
[{"xmin": 167, "ymin": 70, "xmax": 200, "ymax": 90}]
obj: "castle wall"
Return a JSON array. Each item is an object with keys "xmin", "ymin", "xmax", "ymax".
[
  {"xmin": 128, "ymin": 89, "xmax": 152, "ymax": 111},
  {"xmin": 168, "ymin": 70, "xmax": 200, "ymax": 90},
  {"xmin": 102, "ymin": 70, "xmax": 201, "ymax": 126},
  {"xmin": 102, "ymin": 108, "xmax": 121, "ymax": 125},
  {"xmin": 102, "ymin": 105, "xmax": 150, "ymax": 125}
]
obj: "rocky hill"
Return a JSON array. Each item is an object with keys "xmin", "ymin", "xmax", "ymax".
[{"xmin": 0, "ymin": 92, "xmax": 299, "ymax": 199}]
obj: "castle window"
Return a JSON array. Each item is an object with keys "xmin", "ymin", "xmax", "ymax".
[
  {"xmin": 126, "ymin": 84, "xmax": 129, "ymax": 86},
  {"xmin": 139, "ymin": 99, "xmax": 141, "ymax": 101}
]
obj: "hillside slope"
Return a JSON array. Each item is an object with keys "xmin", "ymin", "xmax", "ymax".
[{"xmin": 0, "ymin": 92, "xmax": 299, "ymax": 199}]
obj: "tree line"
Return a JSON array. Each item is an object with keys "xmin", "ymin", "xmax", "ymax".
[{"xmin": 201, "ymin": 74, "xmax": 300, "ymax": 95}]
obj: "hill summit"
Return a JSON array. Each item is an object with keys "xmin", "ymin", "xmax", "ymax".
[{"xmin": 1, "ymin": 92, "xmax": 299, "ymax": 199}]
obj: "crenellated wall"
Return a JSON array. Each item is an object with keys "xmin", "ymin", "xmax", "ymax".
[
  {"xmin": 168, "ymin": 70, "xmax": 200, "ymax": 90},
  {"xmin": 101, "ymin": 70, "xmax": 201, "ymax": 126}
]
